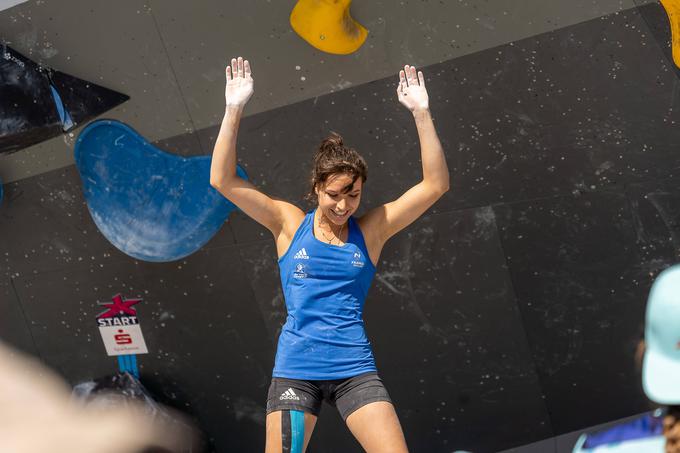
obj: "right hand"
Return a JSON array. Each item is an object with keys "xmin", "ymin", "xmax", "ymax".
[
  {"xmin": 225, "ymin": 56, "xmax": 253, "ymax": 108},
  {"xmin": 397, "ymin": 65, "xmax": 429, "ymax": 113}
]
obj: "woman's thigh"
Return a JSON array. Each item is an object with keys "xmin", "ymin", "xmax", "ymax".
[
  {"xmin": 345, "ymin": 401, "xmax": 408, "ymax": 453},
  {"xmin": 265, "ymin": 376, "xmax": 323, "ymax": 452},
  {"xmin": 265, "ymin": 410, "xmax": 317, "ymax": 453}
]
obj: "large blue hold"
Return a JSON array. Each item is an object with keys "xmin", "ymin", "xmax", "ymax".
[{"xmin": 74, "ymin": 120, "xmax": 246, "ymax": 262}]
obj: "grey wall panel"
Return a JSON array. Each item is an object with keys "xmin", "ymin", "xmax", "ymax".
[
  {"xmin": 0, "ymin": 0, "xmax": 202, "ymax": 182},
  {"xmin": 0, "ymin": 278, "xmax": 37, "ymax": 355},
  {"xmin": 11, "ymin": 262, "xmax": 148, "ymax": 379},
  {"xmin": 226, "ymin": 210, "xmax": 273, "ymax": 245},
  {"xmin": 493, "ymin": 191, "xmax": 666, "ymax": 434},
  {"xmin": 0, "ymin": 167, "xmax": 121, "ymax": 277},
  {"xmin": 11, "ymin": 245, "xmax": 275, "ymax": 452},
  {"xmin": 133, "ymin": 247, "xmax": 274, "ymax": 452},
  {"xmin": 236, "ymin": 239, "xmax": 286, "ymax": 346},
  {"xmin": 0, "ymin": 165, "xmax": 237, "ymax": 279},
  {"xmin": 362, "ymin": 208, "xmax": 551, "ymax": 452},
  {"xmin": 148, "ymin": 0, "xmax": 653, "ymax": 131},
  {"xmin": 0, "ymin": 0, "xmax": 656, "ymax": 183},
  {"xmin": 192, "ymin": 6, "xmax": 680, "ymax": 219},
  {"xmin": 626, "ymin": 176, "xmax": 680, "ymax": 261},
  {"xmin": 0, "ymin": 0, "xmax": 199, "ymax": 143}
]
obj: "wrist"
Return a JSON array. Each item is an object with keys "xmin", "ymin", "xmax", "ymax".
[
  {"xmin": 412, "ymin": 108, "xmax": 431, "ymax": 119},
  {"xmin": 225, "ymin": 104, "xmax": 244, "ymax": 115}
]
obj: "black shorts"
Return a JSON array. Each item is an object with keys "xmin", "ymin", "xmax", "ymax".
[{"xmin": 266, "ymin": 372, "xmax": 392, "ymax": 421}]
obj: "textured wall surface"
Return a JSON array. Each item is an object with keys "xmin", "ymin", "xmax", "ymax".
[{"xmin": 1, "ymin": 1, "xmax": 680, "ymax": 452}]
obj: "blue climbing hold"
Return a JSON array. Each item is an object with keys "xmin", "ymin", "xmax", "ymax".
[{"xmin": 74, "ymin": 119, "xmax": 246, "ymax": 262}]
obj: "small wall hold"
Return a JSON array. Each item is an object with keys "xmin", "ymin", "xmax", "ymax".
[{"xmin": 290, "ymin": 0, "xmax": 368, "ymax": 55}]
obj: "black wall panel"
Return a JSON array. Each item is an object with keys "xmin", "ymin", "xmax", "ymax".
[{"xmin": 494, "ymin": 190, "xmax": 660, "ymax": 434}]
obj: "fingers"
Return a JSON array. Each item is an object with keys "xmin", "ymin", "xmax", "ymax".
[
  {"xmin": 400, "ymin": 65, "xmax": 424, "ymax": 87},
  {"xmin": 227, "ymin": 56, "xmax": 252, "ymax": 80},
  {"xmin": 404, "ymin": 64, "xmax": 416, "ymax": 85},
  {"xmin": 228, "ymin": 57, "xmax": 237, "ymax": 81},
  {"xmin": 398, "ymin": 69, "xmax": 406, "ymax": 93}
]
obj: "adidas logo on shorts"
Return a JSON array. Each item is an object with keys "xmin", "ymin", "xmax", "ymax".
[{"xmin": 279, "ymin": 388, "xmax": 300, "ymax": 401}]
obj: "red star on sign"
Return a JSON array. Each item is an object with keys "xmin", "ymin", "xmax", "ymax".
[{"xmin": 96, "ymin": 294, "xmax": 141, "ymax": 319}]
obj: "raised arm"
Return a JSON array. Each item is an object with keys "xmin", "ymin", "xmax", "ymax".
[
  {"xmin": 362, "ymin": 65, "xmax": 450, "ymax": 245},
  {"xmin": 210, "ymin": 57, "xmax": 303, "ymax": 237}
]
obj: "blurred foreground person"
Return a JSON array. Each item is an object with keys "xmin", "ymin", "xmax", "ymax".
[
  {"xmin": 574, "ymin": 264, "xmax": 680, "ymax": 453},
  {"xmin": 0, "ymin": 341, "xmax": 197, "ymax": 453}
]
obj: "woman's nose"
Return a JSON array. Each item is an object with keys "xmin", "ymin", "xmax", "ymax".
[{"xmin": 337, "ymin": 199, "xmax": 346, "ymax": 210}]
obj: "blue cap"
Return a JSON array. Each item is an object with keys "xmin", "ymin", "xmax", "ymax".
[{"xmin": 643, "ymin": 264, "xmax": 680, "ymax": 404}]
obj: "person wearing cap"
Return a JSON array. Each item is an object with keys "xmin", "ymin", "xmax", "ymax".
[{"xmin": 573, "ymin": 264, "xmax": 680, "ymax": 452}]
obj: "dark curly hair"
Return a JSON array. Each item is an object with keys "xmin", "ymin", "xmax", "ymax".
[
  {"xmin": 305, "ymin": 132, "xmax": 368, "ymax": 202},
  {"xmin": 664, "ymin": 406, "xmax": 680, "ymax": 453}
]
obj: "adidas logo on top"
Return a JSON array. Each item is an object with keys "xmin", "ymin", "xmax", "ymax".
[
  {"xmin": 294, "ymin": 248, "xmax": 310, "ymax": 260},
  {"xmin": 279, "ymin": 388, "xmax": 300, "ymax": 401}
]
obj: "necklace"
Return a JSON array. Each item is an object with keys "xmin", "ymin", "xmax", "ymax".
[{"xmin": 317, "ymin": 215, "xmax": 345, "ymax": 245}]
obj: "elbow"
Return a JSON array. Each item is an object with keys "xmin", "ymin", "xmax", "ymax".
[
  {"xmin": 423, "ymin": 179, "xmax": 450, "ymax": 197},
  {"xmin": 209, "ymin": 176, "xmax": 222, "ymax": 190},
  {"xmin": 210, "ymin": 175, "xmax": 229, "ymax": 192},
  {"xmin": 439, "ymin": 177, "xmax": 450, "ymax": 194},
  {"xmin": 434, "ymin": 179, "xmax": 450, "ymax": 196},
  {"xmin": 441, "ymin": 173, "xmax": 451, "ymax": 194}
]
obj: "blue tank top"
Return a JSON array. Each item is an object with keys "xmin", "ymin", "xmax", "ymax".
[{"xmin": 273, "ymin": 209, "xmax": 378, "ymax": 380}]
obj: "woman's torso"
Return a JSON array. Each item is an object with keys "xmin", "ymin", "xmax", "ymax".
[{"xmin": 273, "ymin": 210, "xmax": 378, "ymax": 380}]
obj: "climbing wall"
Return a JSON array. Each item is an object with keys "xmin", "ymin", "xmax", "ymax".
[{"xmin": 1, "ymin": 1, "xmax": 679, "ymax": 452}]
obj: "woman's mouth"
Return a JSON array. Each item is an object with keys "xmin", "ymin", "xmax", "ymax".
[{"xmin": 331, "ymin": 209, "xmax": 348, "ymax": 220}]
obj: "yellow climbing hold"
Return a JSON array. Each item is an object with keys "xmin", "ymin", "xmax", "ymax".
[
  {"xmin": 290, "ymin": 0, "xmax": 368, "ymax": 55},
  {"xmin": 662, "ymin": 0, "xmax": 680, "ymax": 68}
]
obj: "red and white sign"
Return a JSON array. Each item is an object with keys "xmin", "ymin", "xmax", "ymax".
[{"xmin": 96, "ymin": 294, "xmax": 148, "ymax": 357}]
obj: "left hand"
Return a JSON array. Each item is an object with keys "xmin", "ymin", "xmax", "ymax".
[{"xmin": 397, "ymin": 65, "xmax": 429, "ymax": 113}]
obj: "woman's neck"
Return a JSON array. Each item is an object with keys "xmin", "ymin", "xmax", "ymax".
[{"xmin": 315, "ymin": 208, "xmax": 347, "ymax": 240}]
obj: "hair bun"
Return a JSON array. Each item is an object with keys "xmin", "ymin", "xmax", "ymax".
[
  {"xmin": 307, "ymin": 131, "xmax": 367, "ymax": 202},
  {"xmin": 319, "ymin": 132, "xmax": 344, "ymax": 155}
]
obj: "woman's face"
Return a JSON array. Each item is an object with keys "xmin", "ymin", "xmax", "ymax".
[{"xmin": 315, "ymin": 173, "xmax": 363, "ymax": 225}]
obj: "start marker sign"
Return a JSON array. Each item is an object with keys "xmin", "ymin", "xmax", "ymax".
[{"xmin": 96, "ymin": 294, "xmax": 148, "ymax": 356}]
